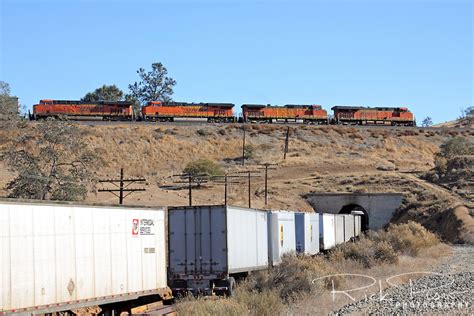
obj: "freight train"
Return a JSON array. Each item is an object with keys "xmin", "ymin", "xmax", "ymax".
[
  {"xmin": 32, "ymin": 99, "xmax": 135, "ymax": 121},
  {"xmin": 31, "ymin": 99, "xmax": 416, "ymax": 126},
  {"xmin": 1, "ymin": 200, "xmax": 363, "ymax": 314}
]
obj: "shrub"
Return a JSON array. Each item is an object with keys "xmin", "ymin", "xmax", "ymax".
[
  {"xmin": 439, "ymin": 136, "xmax": 474, "ymax": 158},
  {"xmin": 183, "ymin": 159, "xmax": 224, "ymax": 182},
  {"xmin": 243, "ymin": 255, "xmax": 314, "ymax": 302},
  {"xmin": 383, "ymin": 221, "xmax": 439, "ymax": 256},
  {"xmin": 235, "ymin": 288, "xmax": 284, "ymax": 315},
  {"xmin": 373, "ymin": 241, "xmax": 398, "ymax": 264},
  {"xmin": 244, "ymin": 144, "xmax": 255, "ymax": 160},
  {"xmin": 196, "ymin": 128, "xmax": 210, "ymax": 136}
]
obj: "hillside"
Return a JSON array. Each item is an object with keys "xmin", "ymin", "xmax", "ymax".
[
  {"xmin": 1, "ymin": 123, "xmax": 473, "ymax": 243},
  {"xmin": 434, "ymin": 116, "xmax": 473, "ymax": 129}
]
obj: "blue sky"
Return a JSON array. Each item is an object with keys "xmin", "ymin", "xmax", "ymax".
[{"xmin": 1, "ymin": 0, "xmax": 472, "ymax": 123}]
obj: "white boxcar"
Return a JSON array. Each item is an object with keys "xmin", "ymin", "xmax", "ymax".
[
  {"xmin": 168, "ymin": 205, "xmax": 268, "ymax": 296},
  {"xmin": 343, "ymin": 214, "xmax": 355, "ymax": 242},
  {"xmin": 319, "ymin": 213, "xmax": 336, "ymax": 250},
  {"xmin": 295, "ymin": 212, "xmax": 319, "ymax": 255},
  {"xmin": 0, "ymin": 200, "xmax": 169, "ymax": 315},
  {"xmin": 334, "ymin": 214, "xmax": 345, "ymax": 245},
  {"xmin": 268, "ymin": 211, "xmax": 296, "ymax": 265}
]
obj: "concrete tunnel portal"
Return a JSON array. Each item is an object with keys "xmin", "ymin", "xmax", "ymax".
[{"xmin": 305, "ymin": 193, "xmax": 404, "ymax": 231}]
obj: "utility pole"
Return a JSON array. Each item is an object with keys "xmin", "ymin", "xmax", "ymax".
[
  {"xmin": 212, "ymin": 173, "xmax": 244, "ymax": 205},
  {"xmin": 98, "ymin": 168, "xmax": 146, "ymax": 205},
  {"xmin": 258, "ymin": 163, "xmax": 277, "ymax": 206},
  {"xmin": 237, "ymin": 170, "xmax": 260, "ymax": 208},
  {"xmin": 172, "ymin": 173, "xmax": 208, "ymax": 206},
  {"xmin": 283, "ymin": 126, "xmax": 290, "ymax": 160},
  {"xmin": 242, "ymin": 125, "xmax": 246, "ymax": 166}
]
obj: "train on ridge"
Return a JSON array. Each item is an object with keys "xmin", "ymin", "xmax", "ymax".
[{"xmin": 32, "ymin": 99, "xmax": 416, "ymax": 126}]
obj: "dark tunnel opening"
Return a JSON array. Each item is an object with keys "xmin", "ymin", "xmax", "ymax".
[{"xmin": 339, "ymin": 204, "xmax": 369, "ymax": 231}]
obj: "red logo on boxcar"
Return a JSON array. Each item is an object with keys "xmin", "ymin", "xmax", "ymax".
[{"xmin": 132, "ymin": 219, "xmax": 139, "ymax": 235}]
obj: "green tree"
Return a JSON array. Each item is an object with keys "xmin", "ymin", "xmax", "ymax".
[
  {"xmin": 183, "ymin": 159, "xmax": 223, "ymax": 187},
  {"xmin": 421, "ymin": 117, "xmax": 433, "ymax": 127},
  {"xmin": 82, "ymin": 84, "xmax": 124, "ymax": 102},
  {"xmin": 3, "ymin": 119, "xmax": 98, "ymax": 201},
  {"xmin": 128, "ymin": 62, "xmax": 176, "ymax": 105},
  {"xmin": 0, "ymin": 81, "xmax": 20, "ymax": 124}
]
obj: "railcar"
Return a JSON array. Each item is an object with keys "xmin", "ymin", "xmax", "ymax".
[
  {"xmin": 241, "ymin": 104, "xmax": 328, "ymax": 124},
  {"xmin": 0, "ymin": 200, "xmax": 171, "ymax": 315},
  {"xmin": 32, "ymin": 99, "xmax": 134, "ymax": 121},
  {"xmin": 168, "ymin": 205, "xmax": 364, "ymax": 296},
  {"xmin": 332, "ymin": 106, "xmax": 415, "ymax": 126},
  {"xmin": 142, "ymin": 101, "xmax": 235, "ymax": 122}
]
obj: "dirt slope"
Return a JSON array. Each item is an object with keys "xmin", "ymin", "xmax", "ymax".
[{"xmin": 1, "ymin": 123, "xmax": 473, "ymax": 243}]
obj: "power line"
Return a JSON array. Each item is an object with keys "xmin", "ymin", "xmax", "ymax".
[
  {"xmin": 98, "ymin": 168, "xmax": 146, "ymax": 205},
  {"xmin": 172, "ymin": 173, "xmax": 209, "ymax": 206},
  {"xmin": 211, "ymin": 173, "xmax": 247, "ymax": 205}
]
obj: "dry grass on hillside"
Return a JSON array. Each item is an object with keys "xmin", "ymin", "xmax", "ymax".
[{"xmin": 1, "ymin": 123, "xmax": 472, "ymax": 242}]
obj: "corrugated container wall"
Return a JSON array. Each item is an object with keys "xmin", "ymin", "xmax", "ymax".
[
  {"xmin": 319, "ymin": 213, "xmax": 336, "ymax": 250},
  {"xmin": 295, "ymin": 213, "xmax": 319, "ymax": 255},
  {"xmin": 343, "ymin": 214, "xmax": 355, "ymax": 242},
  {"xmin": 0, "ymin": 201, "xmax": 167, "ymax": 314},
  {"xmin": 334, "ymin": 214, "xmax": 345, "ymax": 245},
  {"xmin": 354, "ymin": 216, "xmax": 362, "ymax": 237},
  {"xmin": 268, "ymin": 211, "xmax": 296, "ymax": 265},
  {"xmin": 168, "ymin": 206, "xmax": 268, "ymax": 280}
]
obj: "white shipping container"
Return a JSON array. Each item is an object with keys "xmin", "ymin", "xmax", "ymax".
[
  {"xmin": 295, "ymin": 213, "xmax": 319, "ymax": 255},
  {"xmin": 268, "ymin": 211, "xmax": 296, "ymax": 265},
  {"xmin": 354, "ymin": 215, "xmax": 362, "ymax": 237},
  {"xmin": 168, "ymin": 205, "xmax": 268, "ymax": 292},
  {"xmin": 319, "ymin": 213, "xmax": 336, "ymax": 250},
  {"xmin": 0, "ymin": 201, "xmax": 169, "ymax": 315},
  {"xmin": 343, "ymin": 214, "xmax": 355, "ymax": 242},
  {"xmin": 334, "ymin": 214, "xmax": 345, "ymax": 245}
]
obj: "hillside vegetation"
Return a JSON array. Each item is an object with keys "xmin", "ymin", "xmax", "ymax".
[{"xmin": 1, "ymin": 122, "xmax": 473, "ymax": 243}]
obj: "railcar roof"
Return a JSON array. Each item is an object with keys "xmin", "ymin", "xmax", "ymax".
[
  {"xmin": 332, "ymin": 106, "xmax": 408, "ymax": 111},
  {"xmin": 39, "ymin": 100, "xmax": 133, "ymax": 106},
  {"xmin": 150, "ymin": 101, "xmax": 234, "ymax": 108}
]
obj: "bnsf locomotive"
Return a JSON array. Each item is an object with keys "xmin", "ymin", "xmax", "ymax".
[
  {"xmin": 32, "ymin": 99, "xmax": 416, "ymax": 126},
  {"xmin": 241, "ymin": 104, "xmax": 328, "ymax": 124},
  {"xmin": 141, "ymin": 101, "xmax": 235, "ymax": 122},
  {"xmin": 332, "ymin": 106, "xmax": 415, "ymax": 126},
  {"xmin": 32, "ymin": 99, "xmax": 134, "ymax": 120}
]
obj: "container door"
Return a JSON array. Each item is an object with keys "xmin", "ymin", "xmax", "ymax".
[
  {"xmin": 294, "ymin": 213, "xmax": 305, "ymax": 253},
  {"xmin": 169, "ymin": 207, "xmax": 227, "ymax": 277},
  {"xmin": 197, "ymin": 206, "xmax": 227, "ymax": 276}
]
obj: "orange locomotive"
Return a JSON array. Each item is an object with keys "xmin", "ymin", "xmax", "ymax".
[
  {"xmin": 32, "ymin": 99, "xmax": 134, "ymax": 120},
  {"xmin": 141, "ymin": 101, "xmax": 235, "ymax": 122},
  {"xmin": 241, "ymin": 104, "xmax": 328, "ymax": 124},
  {"xmin": 331, "ymin": 106, "xmax": 415, "ymax": 126}
]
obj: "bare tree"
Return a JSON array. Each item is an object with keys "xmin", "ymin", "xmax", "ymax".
[
  {"xmin": 3, "ymin": 119, "xmax": 99, "ymax": 201},
  {"xmin": 128, "ymin": 62, "xmax": 176, "ymax": 105}
]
